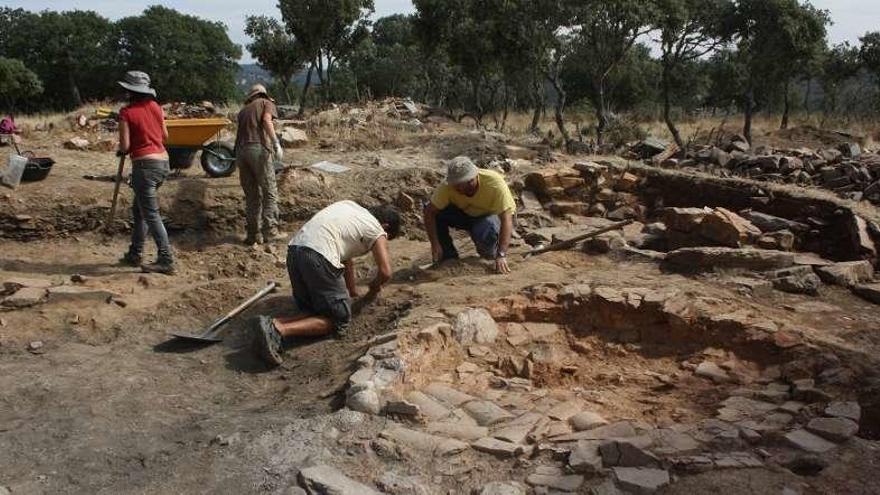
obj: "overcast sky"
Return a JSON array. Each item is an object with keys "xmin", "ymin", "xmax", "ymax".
[{"xmin": 7, "ymin": 0, "xmax": 878, "ymax": 63}]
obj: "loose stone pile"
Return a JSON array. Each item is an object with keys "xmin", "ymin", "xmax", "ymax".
[{"xmin": 341, "ymin": 283, "xmax": 867, "ymax": 493}]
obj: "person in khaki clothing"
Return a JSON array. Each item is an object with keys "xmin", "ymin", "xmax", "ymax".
[{"xmin": 235, "ymin": 84, "xmax": 284, "ymax": 245}]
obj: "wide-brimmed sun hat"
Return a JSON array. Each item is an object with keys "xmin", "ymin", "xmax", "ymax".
[
  {"xmin": 445, "ymin": 156, "xmax": 478, "ymax": 185},
  {"xmin": 118, "ymin": 71, "xmax": 157, "ymax": 97},
  {"xmin": 247, "ymin": 84, "xmax": 272, "ymax": 102}
]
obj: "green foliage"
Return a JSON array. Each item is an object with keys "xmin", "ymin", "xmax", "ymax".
[
  {"xmin": 115, "ymin": 6, "xmax": 241, "ymax": 103},
  {"xmin": 820, "ymin": 42, "xmax": 862, "ymax": 113},
  {"xmin": 245, "ymin": 16, "xmax": 306, "ymax": 104},
  {"xmin": 563, "ymin": 44, "xmax": 661, "ymax": 115},
  {"xmin": 861, "ymin": 32, "xmax": 880, "ymax": 86},
  {"xmin": 0, "ymin": 8, "xmax": 117, "ymax": 109},
  {"xmin": 345, "ymin": 15, "xmax": 424, "ymax": 99},
  {"xmin": 0, "ymin": 57, "xmax": 43, "ymax": 111}
]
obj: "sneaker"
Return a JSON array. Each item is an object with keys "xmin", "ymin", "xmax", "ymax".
[
  {"xmin": 119, "ymin": 252, "xmax": 142, "ymax": 267},
  {"xmin": 141, "ymin": 260, "xmax": 176, "ymax": 275},
  {"xmin": 252, "ymin": 316, "xmax": 283, "ymax": 367}
]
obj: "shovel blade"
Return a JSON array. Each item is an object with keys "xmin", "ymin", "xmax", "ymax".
[{"xmin": 169, "ymin": 331, "xmax": 223, "ymax": 343}]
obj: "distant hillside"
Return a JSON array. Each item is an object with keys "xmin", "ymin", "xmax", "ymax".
[{"xmin": 236, "ymin": 64, "xmax": 318, "ymax": 91}]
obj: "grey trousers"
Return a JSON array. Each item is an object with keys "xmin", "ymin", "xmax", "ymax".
[
  {"xmin": 129, "ymin": 160, "xmax": 172, "ymax": 262},
  {"xmin": 237, "ymin": 143, "xmax": 279, "ymax": 237}
]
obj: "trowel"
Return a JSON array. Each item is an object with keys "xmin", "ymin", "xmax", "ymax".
[{"xmin": 169, "ymin": 281, "xmax": 278, "ymax": 343}]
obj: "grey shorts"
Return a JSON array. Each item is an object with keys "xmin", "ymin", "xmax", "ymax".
[{"xmin": 287, "ymin": 245, "xmax": 352, "ymax": 333}]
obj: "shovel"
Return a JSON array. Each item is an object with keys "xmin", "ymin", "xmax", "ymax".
[
  {"xmin": 106, "ymin": 154, "xmax": 126, "ymax": 229},
  {"xmin": 169, "ymin": 281, "xmax": 279, "ymax": 343}
]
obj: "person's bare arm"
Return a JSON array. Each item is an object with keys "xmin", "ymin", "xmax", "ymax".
[
  {"xmin": 424, "ymin": 203, "xmax": 443, "ymax": 262},
  {"xmin": 495, "ymin": 209, "xmax": 514, "ymax": 274},
  {"xmin": 161, "ymin": 120, "xmax": 169, "ymax": 141},
  {"xmin": 262, "ymin": 110, "xmax": 277, "ymax": 141},
  {"xmin": 368, "ymin": 236, "xmax": 393, "ymax": 295},
  {"xmin": 344, "ymin": 261, "xmax": 358, "ymax": 297},
  {"xmin": 118, "ymin": 120, "xmax": 130, "ymax": 155}
]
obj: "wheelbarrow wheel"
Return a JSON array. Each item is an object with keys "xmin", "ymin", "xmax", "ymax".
[{"xmin": 201, "ymin": 141, "xmax": 236, "ymax": 178}]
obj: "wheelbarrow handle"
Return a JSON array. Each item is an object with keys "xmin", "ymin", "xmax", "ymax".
[{"xmin": 205, "ymin": 281, "xmax": 279, "ymax": 334}]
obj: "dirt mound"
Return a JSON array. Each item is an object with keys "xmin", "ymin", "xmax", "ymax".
[{"xmin": 762, "ymin": 125, "xmax": 865, "ymax": 150}]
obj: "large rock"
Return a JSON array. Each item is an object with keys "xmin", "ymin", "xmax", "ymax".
[
  {"xmin": 853, "ymin": 283, "xmax": 880, "ymax": 304},
  {"xmin": 825, "ymin": 401, "xmax": 861, "ymax": 421},
  {"xmin": 453, "ymin": 308, "xmax": 499, "ymax": 345},
  {"xmin": 298, "ymin": 465, "xmax": 379, "ymax": 495},
  {"xmin": 661, "ymin": 207, "xmax": 711, "ymax": 233},
  {"xmin": 376, "ymin": 472, "xmax": 429, "ymax": 495},
  {"xmin": 478, "ymin": 481, "xmax": 526, "ymax": 495},
  {"xmin": 768, "ymin": 266, "xmax": 822, "ymax": 296},
  {"xmin": 379, "ymin": 427, "xmax": 468, "ymax": 456},
  {"xmin": 472, "ymin": 437, "xmax": 525, "ymax": 458},
  {"xmin": 526, "ymin": 466, "xmax": 584, "ymax": 492},
  {"xmin": 806, "ymin": 417, "xmax": 859, "ymax": 442},
  {"xmin": 346, "ymin": 387, "xmax": 381, "ymax": 415},
  {"xmin": 698, "ymin": 208, "xmax": 761, "ymax": 247},
  {"xmin": 600, "ymin": 440, "xmax": 661, "ymax": 468},
  {"xmin": 280, "ymin": 127, "xmax": 309, "ymax": 148},
  {"xmin": 63, "ymin": 137, "xmax": 90, "ymax": 151},
  {"xmin": 815, "ymin": 261, "xmax": 874, "ymax": 287},
  {"xmin": 569, "ymin": 411, "xmax": 608, "ymax": 431},
  {"xmin": 46, "ymin": 286, "xmax": 120, "ymax": 303},
  {"xmin": 612, "ymin": 467, "xmax": 670, "ymax": 494},
  {"xmin": 741, "ymin": 211, "xmax": 808, "ymax": 233},
  {"xmin": 2, "ymin": 276, "xmax": 53, "ymax": 295},
  {"xmin": 664, "ymin": 247, "xmax": 796, "ymax": 273},
  {"xmin": 848, "ymin": 215, "xmax": 877, "ymax": 258},
  {"xmin": 462, "ymin": 400, "xmax": 514, "ymax": 426},
  {"xmin": 568, "ymin": 440, "xmax": 603, "ymax": 474},
  {"xmin": 2, "ymin": 287, "xmax": 47, "ymax": 308},
  {"xmin": 784, "ymin": 429, "xmax": 837, "ymax": 453}
]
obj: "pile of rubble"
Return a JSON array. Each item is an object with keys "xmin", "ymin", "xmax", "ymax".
[
  {"xmin": 632, "ymin": 134, "xmax": 880, "ymax": 205},
  {"xmin": 337, "ymin": 282, "xmax": 868, "ymax": 493},
  {"xmin": 163, "ymin": 101, "xmax": 217, "ymax": 119},
  {"xmin": 310, "ymin": 97, "xmax": 430, "ymax": 131},
  {"xmin": 518, "ymin": 160, "xmax": 880, "ymax": 306}
]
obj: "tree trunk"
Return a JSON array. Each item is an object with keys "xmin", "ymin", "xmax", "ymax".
[
  {"xmin": 803, "ymin": 78, "xmax": 812, "ymax": 116},
  {"xmin": 529, "ymin": 78, "xmax": 542, "ymax": 134},
  {"xmin": 548, "ymin": 75, "xmax": 570, "ymax": 145},
  {"xmin": 595, "ymin": 78, "xmax": 609, "ymax": 147},
  {"xmin": 780, "ymin": 80, "xmax": 791, "ymax": 130},
  {"xmin": 743, "ymin": 86, "xmax": 755, "ymax": 145},
  {"xmin": 69, "ymin": 73, "xmax": 82, "ymax": 108},
  {"xmin": 662, "ymin": 62, "xmax": 685, "ymax": 151},
  {"xmin": 297, "ymin": 63, "xmax": 315, "ymax": 118}
]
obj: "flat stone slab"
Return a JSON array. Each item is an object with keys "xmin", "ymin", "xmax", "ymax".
[
  {"xmin": 613, "ymin": 467, "xmax": 670, "ymax": 494},
  {"xmin": 505, "ymin": 323, "xmax": 531, "ymax": 346},
  {"xmin": 600, "ymin": 440, "xmax": 660, "ymax": 468},
  {"xmin": 825, "ymin": 401, "xmax": 861, "ymax": 422},
  {"xmin": 380, "ymin": 426, "xmax": 468, "ymax": 456},
  {"xmin": 569, "ymin": 411, "xmax": 608, "ymax": 431},
  {"xmin": 463, "ymin": 400, "xmax": 514, "ymax": 426},
  {"xmin": 806, "ymin": 417, "xmax": 859, "ymax": 442},
  {"xmin": 478, "ymin": 481, "xmax": 526, "ymax": 495},
  {"xmin": 423, "ymin": 382, "xmax": 476, "ymax": 407},
  {"xmin": 526, "ymin": 466, "xmax": 583, "ymax": 492},
  {"xmin": 2, "ymin": 287, "xmax": 46, "ymax": 308},
  {"xmin": 2, "ymin": 277, "xmax": 53, "ymax": 293},
  {"xmin": 407, "ymin": 391, "xmax": 452, "ymax": 420},
  {"xmin": 696, "ymin": 361, "xmax": 731, "ymax": 383},
  {"xmin": 47, "ymin": 285, "xmax": 119, "ymax": 303},
  {"xmin": 426, "ymin": 420, "xmax": 487, "ymax": 441},
  {"xmin": 547, "ymin": 399, "xmax": 584, "ymax": 421},
  {"xmin": 568, "ymin": 440, "xmax": 602, "ymax": 474},
  {"xmin": 298, "ymin": 465, "xmax": 379, "ymax": 495},
  {"xmin": 550, "ymin": 421, "xmax": 637, "ymax": 442},
  {"xmin": 472, "ymin": 437, "xmax": 525, "ymax": 458},
  {"xmin": 492, "ymin": 412, "xmax": 543, "ymax": 444},
  {"xmin": 784, "ymin": 429, "xmax": 837, "ymax": 453}
]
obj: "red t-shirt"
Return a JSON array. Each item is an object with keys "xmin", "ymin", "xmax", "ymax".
[{"xmin": 119, "ymin": 99, "xmax": 166, "ymax": 159}]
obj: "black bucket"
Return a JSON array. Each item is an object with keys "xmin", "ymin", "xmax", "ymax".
[
  {"xmin": 22, "ymin": 157, "xmax": 55, "ymax": 182},
  {"xmin": 167, "ymin": 147, "xmax": 198, "ymax": 170}
]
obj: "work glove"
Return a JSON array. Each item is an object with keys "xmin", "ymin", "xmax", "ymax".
[{"xmin": 274, "ymin": 142, "xmax": 284, "ymax": 162}]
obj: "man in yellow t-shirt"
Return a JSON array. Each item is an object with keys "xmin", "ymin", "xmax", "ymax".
[{"xmin": 424, "ymin": 156, "xmax": 516, "ymax": 274}]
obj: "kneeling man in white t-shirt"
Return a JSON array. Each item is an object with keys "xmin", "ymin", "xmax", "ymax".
[{"xmin": 252, "ymin": 200, "xmax": 402, "ymax": 366}]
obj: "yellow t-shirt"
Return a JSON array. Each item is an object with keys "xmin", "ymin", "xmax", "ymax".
[{"xmin": 431, "ymin": 169, "xmax": 516, "ymax": 217}]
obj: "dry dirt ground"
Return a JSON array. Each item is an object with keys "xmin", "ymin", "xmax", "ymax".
[{"xmin": 1, "ymin": 116, "xmax": 880, "ymax": 494}]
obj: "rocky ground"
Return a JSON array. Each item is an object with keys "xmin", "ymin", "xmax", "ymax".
[{"xmin": 1, "ymin": 107, "xmax": 880, "ymax": 494}]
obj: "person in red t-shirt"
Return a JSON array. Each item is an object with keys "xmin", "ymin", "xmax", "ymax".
[{"xmin": 117, "ymin": 71, "xmax": 175, "ymax": 275}]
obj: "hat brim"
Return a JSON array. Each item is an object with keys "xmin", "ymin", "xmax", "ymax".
[
  {"xmin": 246, "ymin": 90, "xmax": 273, "ymax": 102},
  {"xmin": 447, "ymin": 171, "xmax": 478, "ymax": 185},
  {"xmin": 118, "ymin": 81, "xmax": 156, "ymax": 97}
]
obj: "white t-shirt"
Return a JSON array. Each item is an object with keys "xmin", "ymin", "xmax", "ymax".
[{"xmin": 291, "ymin": 200, "xmax": 386, "ymax": 269}]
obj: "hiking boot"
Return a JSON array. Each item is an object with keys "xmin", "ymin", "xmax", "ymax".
[
  {"xmin": 119, "ymin": 252, "xmax": 142, "ymax": 267},
  {"xmin": 141, "ymin": 260, "xmax": 176, "ymax": 275},
  {"xmin": 244, "ymin": 232, "xmax": 261, "ymax": 245},
  {"xmin": 252, "ymin": 316, "xmax": 283, "ymax": 367},
  {"xmin": 262, "ymin": 230, "xmax": 287, "ymax": 243}
]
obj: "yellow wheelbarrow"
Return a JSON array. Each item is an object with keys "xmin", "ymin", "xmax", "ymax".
[{"xmin": 165, "ymin": 118, "xmax": 236, "ymax": 178}]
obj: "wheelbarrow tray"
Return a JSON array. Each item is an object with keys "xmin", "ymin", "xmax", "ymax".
[{"xmin": 165, "ymin": 118, "xmax": 231, "ymax": 147}]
